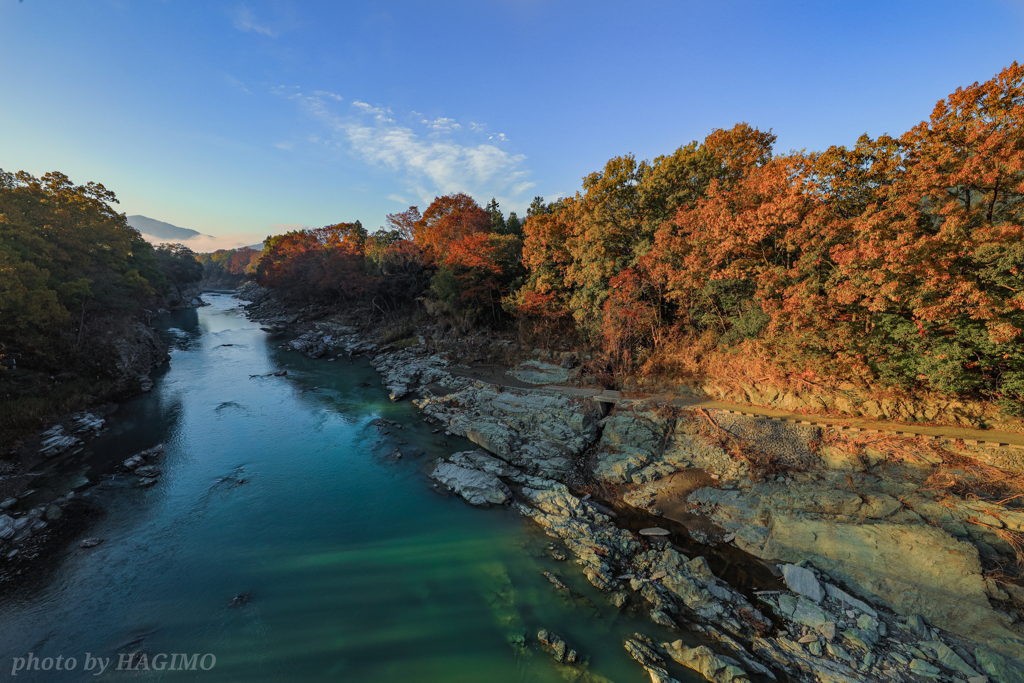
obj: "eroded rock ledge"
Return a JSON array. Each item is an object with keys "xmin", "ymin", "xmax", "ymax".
[
  {"xmin": 365, "ymin": 338, "xmax": 1024, "ymax": 683},
  {"xmin": 240, "ymin": 294, "xmax": 1024, "ymax": 682}
]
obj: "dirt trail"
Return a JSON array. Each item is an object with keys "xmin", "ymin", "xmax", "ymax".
[{"xmin": 536, "ymin": 385, "xmax": 1024, "ymax": 450}]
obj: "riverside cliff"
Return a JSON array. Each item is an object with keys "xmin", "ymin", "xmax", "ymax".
[{"xmin": 241, "ymin": 283, "xmax": 1024, "ymax": 683}]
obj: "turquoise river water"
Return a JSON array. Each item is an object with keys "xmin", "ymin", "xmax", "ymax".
[{"xmin": 0, "ymin": 295, "xmax": 693, "ymax": 682}]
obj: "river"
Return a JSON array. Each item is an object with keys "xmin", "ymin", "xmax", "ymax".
[{"xmin": 0, "ymin": 295, "xmax": 686, "ymax": 682}]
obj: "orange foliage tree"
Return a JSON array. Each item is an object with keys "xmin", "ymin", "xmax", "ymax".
[
  {"xmin": 256, "ymin": 222, "xmax": 370, "ymax": 302},
  {"xmin": 413, "ymin": 193, "xmax": 490, "ymax": 263}
]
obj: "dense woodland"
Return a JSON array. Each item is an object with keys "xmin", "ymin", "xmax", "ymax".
[
  {"xmin": 2, "ymin": 64, "xmax": 1023, "ymax": 431},
  {"xmin": 243, "ymin": 65, "xmax": 1024, "ymax": 414},
  {"xmin": 197, "ymin": 247, "xmax": 261, "ymax": 287},
  {"xmin": 0, "ymin": 171, "xmax": 203, "ymax": 438}
]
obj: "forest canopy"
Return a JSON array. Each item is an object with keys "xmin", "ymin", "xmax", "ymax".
[
  {"xmin": 5, "ymin": 63, "xmax": 1023, "ymax": 415},
  {"xmin": 0, "ymin": 170, "xmax": 201, "ymax": 369},
  {"xmin": 241, "ymin": 64, "xmax": 1024, "ymax": 412}
]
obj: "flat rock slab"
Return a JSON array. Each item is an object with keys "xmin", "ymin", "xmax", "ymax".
[
  {"xmin": 509, "ymin": 360, "xmax": 575, "ymax": 385},
  {"xmin": 782, "ymin": 564, "xmax": 825, "ymax": 603},
  {"xmin": 640, "ymin": 527, "xmax": 671, "ymax": 536}
]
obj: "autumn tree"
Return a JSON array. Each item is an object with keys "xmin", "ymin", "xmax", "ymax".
[
  {"xmin": 433, "ymin": 232, "xmax": 524, "ymax": 324},
  {"xmin": 256, "ymin": 222, "xmax": 369, "ymax": 302},
  {"xmin": 517, "ymin": 123, "xmax": 776, "ymax": 336},
  {"xmin": 414, "ymin": 193, "xmax": 490, "ymax": 262},
  {"xmin": 385, "ymin": 206, "xmax": 420, "ymax": 241}
]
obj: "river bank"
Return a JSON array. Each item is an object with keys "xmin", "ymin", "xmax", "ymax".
[
  {"xmin": 239, "ymin": 284, "xmax": 1024, "ymax": 683},
  {"xmin": 0, "ymin": 292, "xmax": 215, "ymax": 590}
]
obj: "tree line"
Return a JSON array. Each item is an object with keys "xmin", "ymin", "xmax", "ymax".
[
  {"xmin": 245, "ymin": 64, "xmax": 1024, "ymax": 413},
  {"xmin": 0, "ymin": 170, "xmax": 202, "ymax": 370},
  {"xmin": 4, "ymin": 63, "xmax": 1021, "ymax": 415}
]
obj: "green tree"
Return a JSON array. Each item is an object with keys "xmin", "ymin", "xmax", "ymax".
[{"xmin": 485, "ymin": 197, "xmax": 506, "ymax": 234}]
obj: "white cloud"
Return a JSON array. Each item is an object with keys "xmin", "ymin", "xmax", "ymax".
[
  {"xmin": 513, "ymin": 181, "xmax": 538, "ymax": 195},
  {"xmin": 387, "ymin": 194, "xmax": 409, "ymax": 204},
  {"xmin": 313, "ymin": 90, "xmax": 343, "ymax": 101},
  {"xmin": 274, "ymin": 142, "xmax": 294, "ymax": 150},
  {"xmin": 351, "ymin": 101, "xmax": 395, "ymax": 123},
  {"xmin": 233, "ymin": 5, "xmax": 277, "ymax": 37},
  {"xmin": 423, "ymin": 117, "xmax": 461, "ymax": 132},
  {"xmin": 277, "ymin": 91, "xmax": 532, "ymax": 202}
]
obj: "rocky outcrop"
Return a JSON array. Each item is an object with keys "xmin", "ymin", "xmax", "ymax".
[
  {"xmin": 431, "ymin": 452, "xmax": 512, "ymax": 506},
  {"xmin": 235, "ymin": 291, "xmax": 1024, "ymax": 679},
  {"xmin": 371, "ymin": 347, "xmax": 464, "ymax": 401},
  {"xmin": 686, "ymin": 476, "xmax": 1024, "ymax": 655},
  {"xmin": 662, "ymin": 640, "xmax": 750, "ymax": 683},
  {"xmin": 106, "ymin": 320, "xmax": 169, "ymax": 393},
  {"xmin": 289, "ymin": 330, "xmax": 330, "ymax": 359},
  {"xmin": 415, "ymin": 384, "xmax": 598, "ymax": 478},
  {"xmin": 165, "ymin": 281, "xmax": 207, "ymax": 310},
  {"xmin": 592, "ymin": 409, "xmax": 673, "ymax": 484}
]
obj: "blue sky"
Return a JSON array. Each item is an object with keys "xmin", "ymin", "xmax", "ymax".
[{"xmin": 2, "ymin": 1, "xmax": 1022, "ymax": 249}]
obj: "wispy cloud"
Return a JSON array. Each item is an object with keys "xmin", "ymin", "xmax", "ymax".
[
  {"xmin": 276, "ymin": 90, "xmax": 534, "ymax": 205},
  {"xmin": 422, "ymin": 117, "xmax": 461, "ymax": 132},
  {"xmin": 224, "ymin": 73, "xmax": 252, "ymax": 94},
  {"xmin": 233, "ymin": 5, "xmax": 277, "ymax": 37},
  {"xmin": 313, "ymin": 90, "xmax": 343, "ymax": 101}
]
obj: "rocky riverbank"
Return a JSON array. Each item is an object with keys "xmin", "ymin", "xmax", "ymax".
[
  {"xmin": 0, "ymin": 294, "xmax": 211, "ymax": 585},
  {"xmin": 240, "ymin": 287, "xmax": 1024, "ymax": 683}
]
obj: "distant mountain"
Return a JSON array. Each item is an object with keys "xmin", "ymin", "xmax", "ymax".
[{"xmin": 126, "ymin": 215, "xmax": 205, "ymax": 241}]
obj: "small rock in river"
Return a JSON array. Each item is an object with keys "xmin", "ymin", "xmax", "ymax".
[
  {"xmin": 123, "ymin": 455, "xmax": 144, "ymax": 470},
  {"xmin": 229, "ymin": 592, "xmax": 252, "ymax": 607},
  {"xmin": 80, "ymin": 538, "xmax": 104, "ymax": 548},
  {"xmin": 639, "ymin": 527, "xmax": 670, "ymax": 536}
]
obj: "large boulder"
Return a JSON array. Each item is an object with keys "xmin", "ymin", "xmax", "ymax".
[
  {"xmin": 0, "ymin": 515, "xmax": 15, "ymax": 541},
  {"xmin": 430, "ymin": 461, "xmax": 511, "ymax": 506}
]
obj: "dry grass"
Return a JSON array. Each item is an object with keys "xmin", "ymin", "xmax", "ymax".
[{"xmin": 639, "ymin": 332, "xmax": 840, "ymax": 395}]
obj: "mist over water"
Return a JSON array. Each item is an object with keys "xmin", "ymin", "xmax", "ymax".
[{"xmin": 0, "ymin": 296, "xmax": 685, "ymax": 682}]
